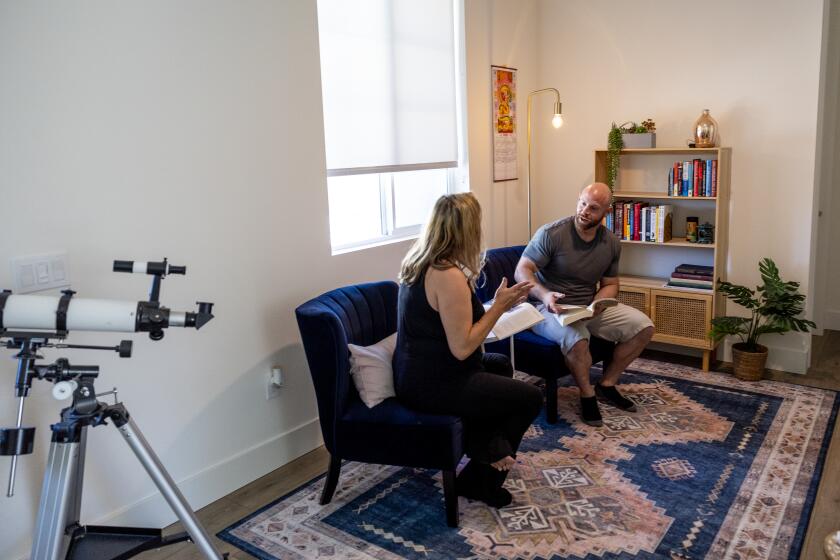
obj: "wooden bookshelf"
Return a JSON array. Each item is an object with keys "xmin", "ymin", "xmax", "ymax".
[
  {"xmin": 620, "ymin": 237, "xmax": 715, "ymax": 249},
  {"xmin": 612, "ymin": 191, "xmax": 717, "ymax": 201},
  {"xmin": 595, "ymin": 147, "xmax": 732, "ymax": 371}
]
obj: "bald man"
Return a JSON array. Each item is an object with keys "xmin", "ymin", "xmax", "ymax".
[{"xmin": 515, "ymin": 183, "xmax": 654, "ymax": 427}]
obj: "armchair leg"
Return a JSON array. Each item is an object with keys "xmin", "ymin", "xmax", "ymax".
[
  {"xmin": 320, "ymin": 454, "xmax": 342, "ymax": 505},
  {"xmin": 545, "ymin": 377, "xmax": 558, "ymax": 424},
  {"xmin": 442, "ymin": 469, "xmax": 459, "ymax": 528}
]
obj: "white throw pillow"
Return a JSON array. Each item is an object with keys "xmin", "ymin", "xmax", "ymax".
[{"xmin": 348, "ymin": 333, "xmax": 397, "ymax": 408}]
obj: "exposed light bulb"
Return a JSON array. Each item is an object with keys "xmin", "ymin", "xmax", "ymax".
[{"xmin": 552, "ymin": 113, "xmax": 564, "ymax": 128}]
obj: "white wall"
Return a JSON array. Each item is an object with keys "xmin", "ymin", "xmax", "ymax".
[
  {"xmin": 465, "ymin": 0, "xmax": 539, "ymax": 249},
  {"xmin": 532, "ymin": 0, "xmax": 826, "ymax": 372},
  {"xmin": 0, "ymin": 2, "xmax": 418, "ymax": 558}
]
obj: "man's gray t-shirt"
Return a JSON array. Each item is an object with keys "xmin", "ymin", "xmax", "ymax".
[{"xmin": 522, "ymin": 216, "xmax": 621, "ymax": 306}]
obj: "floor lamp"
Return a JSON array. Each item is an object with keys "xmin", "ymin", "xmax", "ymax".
[{"xmin": 526, "ymin": 88, "xmax": 563, "ymax": 237}]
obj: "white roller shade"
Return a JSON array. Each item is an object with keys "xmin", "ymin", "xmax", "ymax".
[{"xmin": 317, "ymin": 0, "xmax": 458, "ymax": 176}]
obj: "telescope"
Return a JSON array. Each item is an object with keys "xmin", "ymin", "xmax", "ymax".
[
  {"xmin": 0, "ymin": 258, "xmax": 227, "ymax": 560},
  {"xmin": 1, "ymin": 258, "xmax": 212, "ymax": 339}
]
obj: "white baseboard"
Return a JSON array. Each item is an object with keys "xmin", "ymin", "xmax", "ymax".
[
  {"xmin": 824, "ymin": 309, "xmax": 840, "ymax": 331},
  {"xmin": 101, "ymin": 417, "xmax": 323, "ymax": 528}
]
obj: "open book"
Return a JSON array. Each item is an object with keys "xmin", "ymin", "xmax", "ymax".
[
  {"xmin": 554, "ymin": 298, "xmax": 619, "ymax": 327},
  {"xmin": 483, "ymin": 301, "xmax": 545, "ymax": 342}
]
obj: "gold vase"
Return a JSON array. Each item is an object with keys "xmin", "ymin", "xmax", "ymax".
[{"xmin": 693, "ymin": 109, "xmax": 718, "ymax": 148}]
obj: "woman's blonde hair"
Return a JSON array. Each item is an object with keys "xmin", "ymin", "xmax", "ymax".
[{"xmin": 399, "ymin": 192, "xmax": 484, "ymax": 287}]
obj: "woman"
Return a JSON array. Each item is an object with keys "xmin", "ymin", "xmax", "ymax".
[{"xmin": 393, "ymin": 193, "xmax": 543, "ymax": 508}]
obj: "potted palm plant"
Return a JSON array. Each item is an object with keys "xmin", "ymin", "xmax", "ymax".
[{"xmin": 709, "ymin": 258, "xmax": 816, "ymax": 381}]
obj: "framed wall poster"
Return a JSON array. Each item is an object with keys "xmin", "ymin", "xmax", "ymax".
[{"xmin": 491, "ymin": 65, "xmax": 518, "ymax": 182}]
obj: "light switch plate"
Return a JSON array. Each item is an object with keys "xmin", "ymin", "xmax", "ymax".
[{"xmin": 10, "ymin": 252, "xmax": 71, "ymax": 294}]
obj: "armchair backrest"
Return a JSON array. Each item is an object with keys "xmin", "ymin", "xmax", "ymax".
[
  {"xmin": 295, "ymin": 281, "xmax": 399, "ymax": 452},
  {"xmin": 476, "ymin": 245, "xmax": 526, "ymax": 303}
]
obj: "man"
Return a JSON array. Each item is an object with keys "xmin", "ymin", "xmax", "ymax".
[{"xmin": 514, "ymin": 182, "xmax": 654, "ymax": 426}]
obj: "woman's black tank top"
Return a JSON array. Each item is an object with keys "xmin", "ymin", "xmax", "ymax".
[{"xmin": 392, "ymin": 268, "xmax": 484, "ymax": 399}]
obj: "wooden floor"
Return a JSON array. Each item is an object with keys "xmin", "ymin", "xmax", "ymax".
[{"xmin": 139, "ymin": 330, "xmax": 840, "ymax": 560}]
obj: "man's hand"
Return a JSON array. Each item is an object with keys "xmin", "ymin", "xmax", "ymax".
[{"xmin": 541, "ymin": 291, "xmax": 566, "ymax": 314}]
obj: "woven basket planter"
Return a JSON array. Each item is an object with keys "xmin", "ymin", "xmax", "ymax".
[{"xmin": 732, "ymin": 343, "xmax": 768, "ymax": 381}]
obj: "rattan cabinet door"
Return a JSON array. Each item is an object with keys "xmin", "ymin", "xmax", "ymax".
[
  {"xmin": 650, "ymin": 289, "xmax": 713, "ymax": 349},
  {"xmin": 617, "ymin": 286, "xmax": 650, "ymax": 317}
]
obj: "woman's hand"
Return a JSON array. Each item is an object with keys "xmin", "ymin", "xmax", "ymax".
[{"xmin": 492, "ymin": 278, "xmax": 533, "ymax": 312}]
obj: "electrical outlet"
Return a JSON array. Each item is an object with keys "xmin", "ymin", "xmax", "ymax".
[
  {"xmin": 10, "ymin": 252, "xmax": 71, "ymax": 294},
  {"xmin": 265, "ymin": 372, "xmax": 281, "ymax": 400},
  {"xmin": 270, "ymin": 366, "xmax": 284, "ymax": 386}
]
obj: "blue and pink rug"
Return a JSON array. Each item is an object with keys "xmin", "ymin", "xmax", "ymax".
[{"xmin": 219, "ymin": 358, "xmax": 837, "ymax": 559}]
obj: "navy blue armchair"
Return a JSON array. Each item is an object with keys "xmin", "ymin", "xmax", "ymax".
[
  {"xmin": 295, "ymin": 281, "xmax": 464, "ymax": 527},
  {"xmin": 477, "ymin": 246, "xmax": 616, "ymax": 424}
]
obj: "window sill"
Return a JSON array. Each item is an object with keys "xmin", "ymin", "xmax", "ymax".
[{"xmin": 331, "ymin": 233, "xmax": 419, "ymax": 256}]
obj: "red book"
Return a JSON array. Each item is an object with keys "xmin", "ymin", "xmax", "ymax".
[
  {"xmin": 698, "ymin": 159, "xmax": 705, "ymax": 196},
  {"xmin": 693, "ymin": 159, "xmax": 700, "ymax": 197},
  {"xmin": 712, "ymin": 159, "xmax": 718, "ymax": 197},
  {"xmin": 672, "ymin": 271, "xmax": 714, "ymax": 281},
  {"xmin": 633, "ymin": 203, "xmax": 641, "ymax": 240},
  {"xmin": 673, "ymin": 162, "xmax": 680, "ymax": 196}
]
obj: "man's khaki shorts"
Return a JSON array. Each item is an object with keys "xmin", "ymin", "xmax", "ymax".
[{"xmin": 531, "ymin": 302, "xmax": 654, "ymax": 355}]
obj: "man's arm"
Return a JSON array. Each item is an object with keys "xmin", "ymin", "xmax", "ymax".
[
  {"xmin": 515, "ymin": 256, "xmax": 566, "ymax": 313},
  {"xmin": 594, "ymin": 275, "xmax": 619, "ymax": 302}
]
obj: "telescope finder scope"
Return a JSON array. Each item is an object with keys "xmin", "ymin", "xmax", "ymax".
[{"xmin": 113, "ymin": 260, "xmax": 186, "ymax": 276}]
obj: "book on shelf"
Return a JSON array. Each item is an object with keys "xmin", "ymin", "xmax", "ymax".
[
  {"xmin": 554, "ymin": 298, "xmax": 619, "ymax": 327},
  {"xmin": 705, "ymin": 160, "xmax": 712, "ymax": 197},
  {"xmin": 711, "ymin": 159, "xmax": 718, "ymax": 197},
  {"xmin": 483, "ymin": 301, "xmax": 544, "ymax": 342},
  {"xmin": 668, "ymin": 276, "xmax": 713, "ymax": 288},
  {"xmin": 671, "ymin": 271, "xmax": 713, "ymax": 281},
  {"xmin": 665, "ymin": 280, "xmax": 713, "ymax": 291},
  {"xmin": 674, "ymin": 263, "xmax": 714, "ymax": 275}
]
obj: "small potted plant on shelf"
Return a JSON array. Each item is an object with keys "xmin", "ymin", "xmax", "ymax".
[
  {"xmin": 709, "ymin": 258, "xmax": 815, "ymax": 381},
  {"xmin": 619, "ymin": 119, "xmax": 656, "ymax": 148}
]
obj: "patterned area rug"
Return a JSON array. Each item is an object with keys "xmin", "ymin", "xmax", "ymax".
[{"xmin": 218, "ymin": 359, "xmax": 838, "ymax": 559}]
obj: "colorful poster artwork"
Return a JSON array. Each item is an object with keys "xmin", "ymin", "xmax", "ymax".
[{"xmin": 492, "ymin": 66, "xmax": 518, "ymax": 182}]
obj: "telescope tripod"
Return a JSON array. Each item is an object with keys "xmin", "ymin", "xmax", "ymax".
[
  {"xmin": 28, "ymin": 358, "xmax": 227, "ymax": 560},
  {"xmin": 0, "ymin": 259, "xmax": 221, "ymax": 559}
]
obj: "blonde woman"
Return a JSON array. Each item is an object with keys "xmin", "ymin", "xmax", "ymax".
[{"xmin": 393, "ymin": 193, "xmax": 543, "ymax": 508}]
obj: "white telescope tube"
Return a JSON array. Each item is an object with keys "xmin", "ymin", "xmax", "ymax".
[{"xmin": 2, "ymin": 295, "xmax": 138, "ymax": 333}]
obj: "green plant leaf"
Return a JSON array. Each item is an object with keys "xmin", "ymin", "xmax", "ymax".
[
  {"xmin": 716, "ymin": 280, "xmax": 758, "ymax": 309},
  {"xmin": 709, "ymin": 316, "xmax": 750, "ymax": 342},
  {"xmin": 607, "ymin": 125, "xmax": 623, "ymax": 194}
]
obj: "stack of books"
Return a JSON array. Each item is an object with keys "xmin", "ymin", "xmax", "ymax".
[{"xmin": 666, "ymin": 264, "xmax": 714, "ymax": 290}]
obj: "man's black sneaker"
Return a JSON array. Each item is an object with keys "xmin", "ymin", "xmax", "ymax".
[
  {"xmin": 595, "ymin": 383, "xmax": 638, "ymax": 412},
  {"xmin": 580, "ymin": 395, "xmax": 603, "ymax": 427}
]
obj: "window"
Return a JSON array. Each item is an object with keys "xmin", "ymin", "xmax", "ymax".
[{"xmin": 317, "ymin": 0, "xmax": 468, "ymax": 252}]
